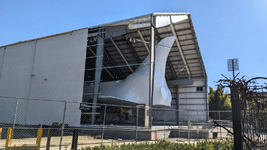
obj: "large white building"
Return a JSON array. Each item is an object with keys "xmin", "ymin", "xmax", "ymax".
[{"xmin": 0, "ymin": 13, "xmax": 208, "ymax": 127}]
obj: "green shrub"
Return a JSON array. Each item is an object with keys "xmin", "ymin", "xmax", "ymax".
[{"xmin": 81, "ymin": 139, "xmax": 234, "ymax": 150}]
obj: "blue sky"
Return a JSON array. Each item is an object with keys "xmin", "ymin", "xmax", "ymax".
[{"xmin": 0, "ymin": 0, "xmax": 266, "ymax": 89}]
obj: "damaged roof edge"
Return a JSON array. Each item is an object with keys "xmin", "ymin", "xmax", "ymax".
[
  {"xmin": 88, "ymin": 12, "xmax": 190, "ymax": 30},
  {"xmin": 187, "ymin": 14, "xmax": 207, "ymax": 78},
  {"xmin": 0, "ymin": 12, "xmax": 190, "ymax": 48}
]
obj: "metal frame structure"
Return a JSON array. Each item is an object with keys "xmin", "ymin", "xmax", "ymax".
[
  {"xmin": 82, "ymin": 13, "xmax": 208, "ymax": 125},
  {"xmin": 0, "ymin": 13, "xmax": 208, "ymax": 126}
]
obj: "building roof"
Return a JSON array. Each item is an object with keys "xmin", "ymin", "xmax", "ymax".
[
  {"xmin": 88, "ymin": 13, "xmax": 207, "ymax": 80},
  {"xmin": 0, "ymin": 13, "xmax": 206, "ymax": 80}
]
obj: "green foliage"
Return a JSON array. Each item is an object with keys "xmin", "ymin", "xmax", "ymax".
[
  {"xmin": 208, "ymin": 86, "xmax": 232, "ymax": 120},
  {"xmin": 209, "ymin": 86, "xmax": 231, "ymax": 111},
  {"xmin": 81, "ymin": 139, "xmax": 234, "ymax": 150}
]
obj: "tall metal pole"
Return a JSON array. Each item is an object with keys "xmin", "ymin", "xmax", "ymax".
[
  {"xmin": 231, "ymin": 59, "xmax": 243, "ymax": 150},
  {"xmin": 231, "ymin": 86, "xmax": 243, "ymax": 150},
  {"xmin": 149, "ymin": 15, "xmax": 155, "ymax": 128}
]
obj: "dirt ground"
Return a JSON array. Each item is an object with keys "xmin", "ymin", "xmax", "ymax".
[{"xmin": 0, "ymin": 126, "xmax": 233, "ymax": 150}]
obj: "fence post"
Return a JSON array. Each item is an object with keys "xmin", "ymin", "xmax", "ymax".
[
  {"xmin": 135, "ymin": 107, "xmax": 139, "ymax": 143},
  {"xmin": 36, "ymin": 128, "xmax": 43, "ymax": 150},
  {"xmin": 187, "ymin": 111, "xmax": 190, "ymax": 143},
  {"xmin": 164, "ymin": 110, "xmax": 166, "ymax": 139},
  {"xmin": 101, "ymin": 104, "xmax": 107, "ymax": 145},
  {"xmin": 0, "ymin": 128, "xmax": 2, "ymax": 139},
  {"xmin": 46, "ymin": 128, "xmax": 51, "ymax": 150},
  {"xmin": 197, "ymin": 120, "xmax": 199, "ymax": 141},
  {"xmin": 178, "ymin": 110, "xmax": 180, "ymax": 138},
  {"xmin": 59, "ymin": 101, "xmax": 67, "ymax": 150},
  {"xmin": 219, "ymin": 111, "xmax": 221, "ymax": 140},
  {"xmin": 5, "ymin": 128, "xmax": 12, "ymax": 150},
  {"xmin": 10, "ymin": 98, "xmax": 19, "ymax": 148},
  {"xmin": 71, "ymin": 130, "xmax": 78, "ymax": 150}
]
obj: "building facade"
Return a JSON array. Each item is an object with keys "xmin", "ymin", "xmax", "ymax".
[{"xmin": 0, "ymin": 13, "xmax": 208, "ymax": 126}]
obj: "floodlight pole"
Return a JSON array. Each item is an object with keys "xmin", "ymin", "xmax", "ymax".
[
  {"xmin": 149, "ymin": 15, "xmax": 156, "ymax": 128},
  {"xmin": 231, "ymin": 86, "xmax": 243, "ymax": 150},
  {"xmin": 229, "ymin": 59, "xmax": 243, "ymax": 150}
]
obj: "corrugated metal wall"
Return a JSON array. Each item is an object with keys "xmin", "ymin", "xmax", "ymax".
[
  {"xmin": 0, "ymin": 28, "xmax": 88, "ymax": 126},
  {"xmin": 0, "ymin": 42, "xmax": 35, "ymax": 97},
  {"xmin": 177, "ymin": 78, "xmax": 207, "ymax": 122},
  {"xmin": 152, "ymin": 77, "xmax": 207, "ymax": 125}
]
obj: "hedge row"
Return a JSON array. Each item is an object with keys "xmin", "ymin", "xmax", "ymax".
[{"xmin": 81, "ymin": 139, "xmax": 234, "ymax": 150}]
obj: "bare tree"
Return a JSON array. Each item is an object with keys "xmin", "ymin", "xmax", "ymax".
[{"xmin": 215, "ymin": 75, "xmax": 267, "ymax": 149}]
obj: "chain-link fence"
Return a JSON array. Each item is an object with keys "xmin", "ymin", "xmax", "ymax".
[{"xmin": 0, "ymin": 96, "xmax": 235, "ymax": 150}]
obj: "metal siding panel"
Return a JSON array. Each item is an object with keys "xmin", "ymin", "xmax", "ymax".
[
  {"xmin": 182, "ymin": 45, "xmax": 196, "ymax": 50},
  {"xmin": 180, "ymin": 40, "xmax": 194, "ymax": 45},
  {"xmin": 0, "ymin": 41, "xmax": 35, "ymax": 97},
  {"xmin": 0, "ymin": 97, "xmax": 18, "ymax": 124},
  {"xmin": 177, "ymin": 30, "xmax": 192, "ymax": 35},
  {"xmin": 178, "ymin": 79, "xmax": 207, "ymax": 122},
  {"xmin": 183, "ymin": 50, "xmax": 197, "ymax": 55},
  {"xmin": 174, "ymin": 23, "xmax": 190, "ymax": 30},
  {"xmin": 0, "ymin": 48, "xmax": 4, "ymax": 78},
  {"xmin": 28, "ymin": 29, "xmax": 88, "ymax": 126},
  {"xmin": 30, "ymin": 29, "xmax": 87, "ymax": 101},
  {"xmin": 179, "ymin": 99, "xmax": 206, "ymax": 105},
  {"xmin": 179, "ymin": 93, "xmax": 205, "ymax": 99}
]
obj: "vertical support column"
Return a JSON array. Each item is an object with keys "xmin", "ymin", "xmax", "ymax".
[
  {"xmin": 187, "ymin": 111, "xmax": 190, "ymax": 143},
  {"xmin": 101, "ymin": 104, "xmax": 107, "ymax": 145},
  {"xmin": 144, "ymin": 105, "xmax": 149, "ymax": 127},
  {"xmin": 164, "ymin": 110, "xmax": 166, "ymax": 138},
  {"xmin": 149, "ymin": 15, "xmax": 156, "ymax": 128},
  {"xmin": 135, "ymin": 107, "xmax": 139, "ymax": 142},
  {"xmin": 205, "ymin": 78, "xmax": 209, "ymax": 122},
  {"xmin": 91, "ymin": 30, "xmax": 104, "ymax": 124},
  {"xmin": 176, "ymin": 86, "xmax": 179, "ymax": 125}
]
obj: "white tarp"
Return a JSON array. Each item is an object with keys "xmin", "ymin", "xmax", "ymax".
[{"xmin": 99, "ymin": 36, "xmax": 176, "ymax": 107}]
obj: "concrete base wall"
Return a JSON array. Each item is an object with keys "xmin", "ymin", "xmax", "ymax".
[
  {"xmin": 79, "ymin": 126, "xmax": 215, "ymax": 141},
  {"xmin": 170, "ymin": 130, "xmax": 210, "ymax": 139}
]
